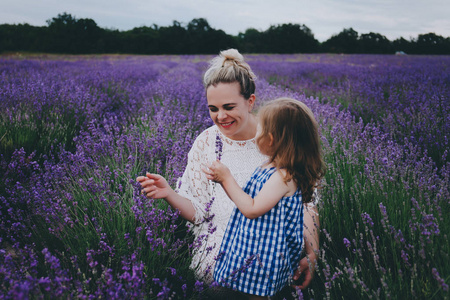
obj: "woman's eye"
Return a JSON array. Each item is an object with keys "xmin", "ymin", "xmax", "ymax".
[
  {"xmin": 225, "ymin": 106, "xmax": 235, "ymax": 111},
  {"xmin": 209, "ymin": 107, "xmax": 218, "ymax": 112}
]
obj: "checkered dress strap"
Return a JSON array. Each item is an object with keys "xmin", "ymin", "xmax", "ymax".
[{"xmin": 213, "ymin": 166, "xmax": 304, "ymax": 296}]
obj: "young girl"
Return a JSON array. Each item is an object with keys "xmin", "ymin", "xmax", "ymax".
[{"xmin": 203, "ymin": 97, "xmax": 325, "ymax": 298}]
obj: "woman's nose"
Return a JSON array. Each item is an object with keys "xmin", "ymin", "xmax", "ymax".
[{"xmin": 217, "ymin": 110, "xmax": 227, "ymax": 120}]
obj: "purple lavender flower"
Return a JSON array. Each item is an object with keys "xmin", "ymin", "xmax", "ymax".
[
  {"xmin": 215, "ymin": 132, "xmax": 223, "ymax": 161},
  {"xmin": 432, "ymin": 268, "xmax": 449, "ymax": 292},
  {"xmin": 1, "ymin": 54, "xmax": 448, "ymax": 299},
  {"xmin": 343, "ymin": 238, "xmax": 351, "ymax": 248},
  {"xmin": 194, "ymin": 280, "xmax": 204, "ymax": 292},
  {"xmin": 361, "ymin": 212, "xmax": 374, "ymax": 227}
]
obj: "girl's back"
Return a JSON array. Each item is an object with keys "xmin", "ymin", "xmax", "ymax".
[{"xmin": 214, "ymin": 166, "xmax": 304, "ymax": 296}]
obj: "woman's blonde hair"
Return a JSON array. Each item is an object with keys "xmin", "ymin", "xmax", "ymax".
[
  {"xmin": 203, "ymin": 49, "xmax": 256, "ymax": 99},
  {"xmin": 257, "ymin": 97, "xmax": 325, "ymax": 203}
]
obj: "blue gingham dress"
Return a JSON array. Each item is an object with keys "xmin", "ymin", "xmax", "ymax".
[{"xmin": 213, "ymin": 166, "xmax": 304, "ymax": 296}]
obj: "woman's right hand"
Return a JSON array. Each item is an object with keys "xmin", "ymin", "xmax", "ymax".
[
  {"xmin": 136, "ymin": 173, "xmax": 196, "ymax": 222},
  {"xmin": 136, "ymin": 173, "xmax": 172, "ymax": 199}
]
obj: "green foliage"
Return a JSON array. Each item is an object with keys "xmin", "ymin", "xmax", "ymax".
[
  {"xmin": 321, "ymin": 28, "xmax": 360, "ymax": 54},
  {"xmin": 320, "ymin": 27, "xmax": 450, "ymax": 54},
  {"xmin": 1, "ymin": 13, "xmax": 449, "ymax": 54},
  {"xmin": 0, "ymin": 105, "xmax": 82, "ymax": 162},
  {"xmin": 306, "ymin": 118, "xmax": 449, "ymax": 299},
  {"xmin": 263, "ymin": 23, "xmax": 319, "ymax": 53}
]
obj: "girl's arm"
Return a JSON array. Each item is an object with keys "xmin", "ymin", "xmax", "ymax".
[{"xmin": 203, "ymin": 160, "xmax": 291, "ymax": 219}]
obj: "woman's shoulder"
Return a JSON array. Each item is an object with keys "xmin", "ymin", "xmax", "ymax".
[
  {"xmin": 190, "ymin": 125, "xmax": 218, "ymax": 153},
  {"xmin": 195, "ymin": 125, "xmax": 217, "ymax": 140}
]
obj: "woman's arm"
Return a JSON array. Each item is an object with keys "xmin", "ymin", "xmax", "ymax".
[
  {"xmin": 203, "ymin": 160, "xmax": 290, "ymax": 219},
  {"xmin": 292, "ymin": 205, "xmax": 320, "ymax": 289},
  {"xmin": 137, "ymin": 128, "xmax": 218, "ymax": 225},
  {"xmin": 136, "ymin": 173, "xmax": 196, "ymax": 223}
]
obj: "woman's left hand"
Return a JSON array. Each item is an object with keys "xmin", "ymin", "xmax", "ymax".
[{"xmin": 291, "ymin": 256, "xmax": 315, "ymax": 289}]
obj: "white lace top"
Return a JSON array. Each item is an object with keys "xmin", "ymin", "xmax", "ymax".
[{"xmin": 178, "ymin": 125, "xmax": 267, "ymax": 283}]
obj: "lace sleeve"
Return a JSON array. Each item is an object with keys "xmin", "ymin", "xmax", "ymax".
[
  {"xmin": 177, "ymin": 130, "xmax": 213, "ymax": 225},
  {"xmin": 304, "ymin": 188, "xmax": 320, "ymax": 216}
]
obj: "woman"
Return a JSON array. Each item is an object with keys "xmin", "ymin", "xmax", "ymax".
[{"xmin": 136, "ymin": 49, "xmax": 319, "ymax": 293}]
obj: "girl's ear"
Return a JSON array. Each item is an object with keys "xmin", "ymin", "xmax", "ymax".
[{"xmin": 268, "ymin": 133, "xmax": 274, "ymax": 147}]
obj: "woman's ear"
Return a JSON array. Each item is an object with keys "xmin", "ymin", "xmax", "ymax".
[{"xmin": 248, "ymin": 94, "xmax": 256, "ymax": 112}]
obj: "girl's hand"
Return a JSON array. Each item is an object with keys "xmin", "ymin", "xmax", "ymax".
[
  {"xmin": 202, "ymin": 160, "xmax": 232, "ymax": 183},
  {"xmin": 136, "ymin": 173, "xmax": 171, "ymax": 199}
]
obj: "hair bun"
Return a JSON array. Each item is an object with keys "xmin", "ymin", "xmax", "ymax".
[
  {"xmin": 220, "ymin": 49, "xmax": 244, "ymax": 65},
  {"xmin": 203, "ymin": 48, "xmax": 256, "ymax": 99}
]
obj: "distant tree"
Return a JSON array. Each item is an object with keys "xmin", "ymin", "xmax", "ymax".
[
  {"xmin": 46, "ymin": 12, "xmax": 102, "ymax": 53},
  {"xmin": 414, "ymin": 33, "xmax": 450, "ymax": 54},
  {"xmin": 186, "ymin": 18, "xmax": 236, "ymax": 54},
  {"xmin": 359, "ymin": 32, "xmax": 392, "ymax": 53},
  {"xmin": 2, "ymin": 13, "xmax": 450, "ymax": 55},
  {"xmin": 187, "ymin": 18, "xmax": 211, "ymax": 33},
  {"xmin": 205, "ymin": 28, "xmax": 237, "ymax": 54},
  {"xmin": 158, "ymin": 21, "xmax": 188, "ymax": 54},
  {"xmin": 392, "ymin": 37, "xmax": 412, "ymax": 54},
  {"xmin": 237, "ymin": 28, "xmax": 264, "ymax": 53},
  {"xmin": 46, "ymin": 12, "xmax": 78, "ymax": 53},
  {"xmin": 97, "ymin": 28, "xmax": 123, "ymax": 53},
  {"xmin": 262, "ymin": 23, "xmax": 319, "ymax": 53},
  {"xmin": 121, "ymin": 26, "xmax": 159, "ymax": 54},
  {"xmin": 322, "ymin": 28, "xmax": 359, "ymax": 53},
  {"xmin": 0, "ymin": 25, "xmax": 15, "ymax": 52},
  {"xmin": 0, "ymin": 24, "xmax": 47, "ymax": 53},
  {"xmin": 75, "ymin": 18, "xmax": 103, "ymax": 52},
  {"xmin": 187, "ymin": 18, "xmax": 213, "ymax": 54}
]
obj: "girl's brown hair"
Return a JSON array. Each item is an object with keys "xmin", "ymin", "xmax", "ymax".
[{"xmin": 257, "ymin": 97, "xmax": 325, "ymax": 203}]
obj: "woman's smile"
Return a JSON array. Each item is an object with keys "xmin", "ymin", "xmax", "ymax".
[{"xmin": 219, "ymin": 121, "xmax": 235, "ymax": 128}]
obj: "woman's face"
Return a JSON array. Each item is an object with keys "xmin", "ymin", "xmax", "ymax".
[{"xmin": 207, "ymin": 82, "xmax": 256, "ymax": 141}]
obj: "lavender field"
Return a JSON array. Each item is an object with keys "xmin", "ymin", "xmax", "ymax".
[{"xmin": 1, "ymin": 53, "xmax": 449, "ymax": 299}]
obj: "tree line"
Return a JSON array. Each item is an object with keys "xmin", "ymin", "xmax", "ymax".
[{"xmin": 1, "ymin": 13, "xmax": 449, "ymax": 55}]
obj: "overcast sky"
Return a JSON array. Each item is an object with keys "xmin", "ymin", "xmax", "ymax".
[{"xmin": 1, "ymin": 0, "xmax": 449, "ymax": 42}]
